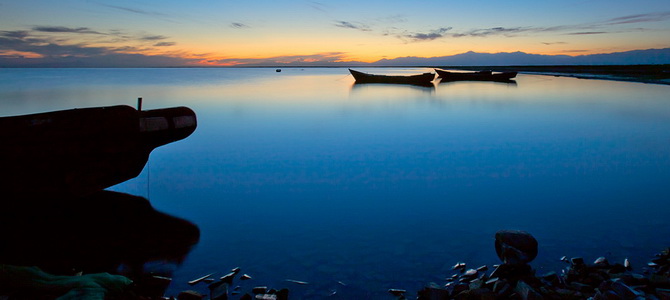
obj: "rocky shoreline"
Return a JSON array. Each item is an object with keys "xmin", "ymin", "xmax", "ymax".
[{"xmin": 166, "ymin": 230, "xmax": 670, "ymax": 300}]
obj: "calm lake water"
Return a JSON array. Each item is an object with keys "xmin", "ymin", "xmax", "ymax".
[{"xmin": 2, "ymin": 68, "xmax": 670, "ymax": 298}]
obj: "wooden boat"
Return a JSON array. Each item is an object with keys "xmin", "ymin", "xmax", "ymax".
[
  {"xmin": 0, "ymin": 105, "xmax": 197, "ymax": 198},
  {"xmin": 435, "ymin": 69, "xmax": 517, "ymax": 81},
  {"xmin": 349, "ymin": 69, "xmax": 435, "ymax": 85}
]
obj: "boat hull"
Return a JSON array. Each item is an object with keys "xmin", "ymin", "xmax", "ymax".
[
  {"xmin": 0, "ymin": 105, "xmax": 197, "ymax": 198},
  {"xmin": 435, "ymin": 69, "xmax": 517, "ymax": 81},
  {"xmin": 349, "ymin": 69, "xmax": 435, "ymax": 85}
]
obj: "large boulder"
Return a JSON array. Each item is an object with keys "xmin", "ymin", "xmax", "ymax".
[{"xmin": 494, "ymin": 230, "xmax": 538, "ymax": 264}]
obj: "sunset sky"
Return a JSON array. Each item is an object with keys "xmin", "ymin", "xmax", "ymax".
[{"xmin": 1, "ymin": 0, "xmax": 669, "ymax": 66}]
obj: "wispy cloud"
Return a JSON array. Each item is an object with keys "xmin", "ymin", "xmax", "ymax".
[
  {"xmin": 566, "ymin": 31, "xmax": 608, "ymax": 35},
  {"xmin": 230, "ymin": 22, "xmax": 250, "ymax": 29},
  {"xmin": 401, "ymin": 27, "xmax": 453, "ymax": 41},
  {"xmin": 154, "ymin": 42, "xmax": 176, "ymax": 47},
  {"xmin": 98, "ymin": 3, "xmax": 168, "ymax": 17},
  {"xmin": 334, "ymin": 21, "xmax": 371, "ymax": 32},
  {"xmin": 141, "ymin": 35, "xmax": 169, "ymax": 41},
  {"xmin": 605, "ymin": 11, "xmax": 670, "ymax": 25},
  {"xmin": 33, "ymin": 26, "xmax": 105, "ymax": 35},
  {"xmin": 451, "ymin": 27, "xmax": 526, "ymax": 38}
]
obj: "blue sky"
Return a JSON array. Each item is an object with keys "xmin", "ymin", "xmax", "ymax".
[{"xmin": 1, "ymin": 0, "xmax": 669, "ymax": 66}]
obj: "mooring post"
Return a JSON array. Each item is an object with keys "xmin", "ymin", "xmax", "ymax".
[{"xmin": 137, "ymin": 97, "xmax": 143, "ymax": 111}]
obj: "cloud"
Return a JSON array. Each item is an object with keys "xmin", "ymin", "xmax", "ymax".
[
  {"xmin": 141, "ymin": 35, "xmax": 168, "ymax": 41},
  {"xmin": 566, "ymin": 31, "xmax": 608, "ymax": 35},
  {"xmin": 230, "ymin": 22, "xmax": 249, "ymax": 29},
  {"xmin": 0, "ymin": 26, "xmax": 193, "ymax": 67},
  {"xmin": 451, "ymin": 27, "xmax": 527, "ymax": 38},
  {"xmin": 542, "ymin": 41, "xmax": 567, "ymax": 45},
  {"xmin": 334, "ymin": 21, "xmax": 371, "ymax": 32},
  {"xmin": 401, "ymin": 27, "xmax": 453, "ymax": 41},
  {"xmin": 98, "ymin": 3, "xmax": 167, "ymax": 17},
  {"xmin": 33, "ymin": 26, "xmax": 104, "ymax": 35},
  {"xmin": 605, "ymin": 11, "xmax": 670, "ymax": 25}
]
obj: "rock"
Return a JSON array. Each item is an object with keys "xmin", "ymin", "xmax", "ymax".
[
  {"xmin": 515, "ymin": 280, "xmax": 543, "ymax": 300},
  {"xmin": 417, "ymin": 286, "xmax": 450, "ymax": 300},
  {"xmin": 239, "ymin": 294, "xmax": 252, "ymax": 300},
  {"xmin": 252, "ymin": 286, "xmax": 268, "ymax": 294},
  {"xmin": 494, "ymin": 230, "xmax": 538, "ymax": 264},
  {"xmin": 388, "ymin": 289, "xmax": 407, "ymax": 296},
  {"xmin": 136, "ymin": 275, "xmax": 172, "ymax": 298},
  {"xmin": 276, "ymin": 288, "xmax": 289, "ymax": 300},
  {"xmin": 219, "ymin": 272, "xmax": 236, "ymax": 284},
  {"xmin": 231, "ymin": 267, "xmax": 241, "ymax": 274},
  {"xmin": 624, "ymin": 258, "xmax": 632, "ymax": 270},
  {"xmin": 463, "ymin": 269, "xmax": 478, "ymax": 278},
  {"xmin": 177, "ymin": 290, "xmax": 205, "ymax": 300},
  {"xmin": 208, "ymin": 281, "xmax": 229, "ymax": 300},
  {"xmin": 241, "ymin": 274, "xmax": 252, "ymax": 280},
  {"xmin": 477, "ymin": 265, "xmax": 489, "ymax": 272},
  {"xmin": 452, "ymin": 262, "xmax": 467, "ymax": 271},
  {"xmin": 594, "ymin": 257, "xmax": 609, "ymax": 267},
  {"xmin": 188, "ymin": 273, "xmax": 214, "ymax": 286},
  {"xmin": 570, "ymin": 257, "xmax": 585, "ymax": 266}
]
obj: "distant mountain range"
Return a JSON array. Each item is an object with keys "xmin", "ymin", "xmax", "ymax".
[{"xmin": 368, "ymin": 48, "xmax": 670, "ymax": 66}]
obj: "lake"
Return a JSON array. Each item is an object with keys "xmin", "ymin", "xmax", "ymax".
[{"xmin": 1, "ymin": 67, "xmax": 670, "ymax": 299}]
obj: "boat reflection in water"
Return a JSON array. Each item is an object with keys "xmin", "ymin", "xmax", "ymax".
[{"xmin": 0, "ymin": 104, "xmax": 199, "ymax": 298}]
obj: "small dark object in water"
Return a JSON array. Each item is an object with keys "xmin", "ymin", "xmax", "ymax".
[
  {"xmin": 252, "ymin": 286, "xmax": 268, "ymax": 294},
  {"xmin": 241, "ymin": 274, "xmax": 252, "ymax": 280},
  {"xmin": 285, "ymin": 279, "xmax": 308, "ymax": 285},
  {"xmin": 276, "ymin": 69, "xmax": 281, "ymax": 72},
  {"xmin": 231, "ymin": 267, "xmax": 241, "ymax": 274}
]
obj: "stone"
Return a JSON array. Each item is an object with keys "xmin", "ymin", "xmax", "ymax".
[
  {"xmin": 463, "ymin": 269, "xmax": 478, "ymax": 278},
  {"xmin": 494, "ymin": 230, "xmax": 538, "ymax": 264},
  {"xmin": 241, "ymin": 274, "xmax": 252, "ymax": 280},
  {"xmin": 252, "ymin": 286, "xmax": 268, "ymax": 294},
  {"xmin": 417, "ymin": 286, "xmax": 450, "ymax": 300},
  {"xmin": 477, "ymin": 265, "xmax": 489, "ymax": 272},
  {"xmin": 188, "ymin": 273, "xmax": 214, "ymax": 286},
  {"xmin": 231, "ymin": 267, "xmax": 241, "ymax": 274},
  {"xmin": 594, "ymin": 257, "xmax": 609, "ymax": 267},
  {"xmin": 239, "ymin": 294, "xmax": 252, "ymax": 300},
  {"xmin": 515, "ymin": 280, "xmax": 543, "ymax": 300},
  {"xmin": 452, "ymin": 262, "xmax": 466, "ymax": 271},
  {"xmin": 177, "ymin": 290, "xmax": 205, "ymax": 300},
  {"xmin": 388, "ymin": 289, "xmax": 407, "ymax": 296},
  {"xmin": 276, "ymin": 289, "xmax": 289, "ymax": 300},
  {"xmin": 219, "ymin": 272, "xmax": 236, "ymax": 284},
  {"xmin": 208, "ymin": 281, "xmax": 228, "ymax": 300}
]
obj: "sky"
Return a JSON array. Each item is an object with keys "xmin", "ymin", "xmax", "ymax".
[{"xmin": 1, "ymin": 0, "xmax": 669, "ymax": 66}]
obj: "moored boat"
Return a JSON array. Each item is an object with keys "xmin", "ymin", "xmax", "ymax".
[
  {"xmin": 435, "ymin": 69, "xmax": 517, "ymax": 81},
  {"xmin": 349, "ymin": 69, "xmax": 435, "ymax": 85},
  {"xmin": 0, "ymin": 105, "xmax": 197, "ymax": 198}
]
